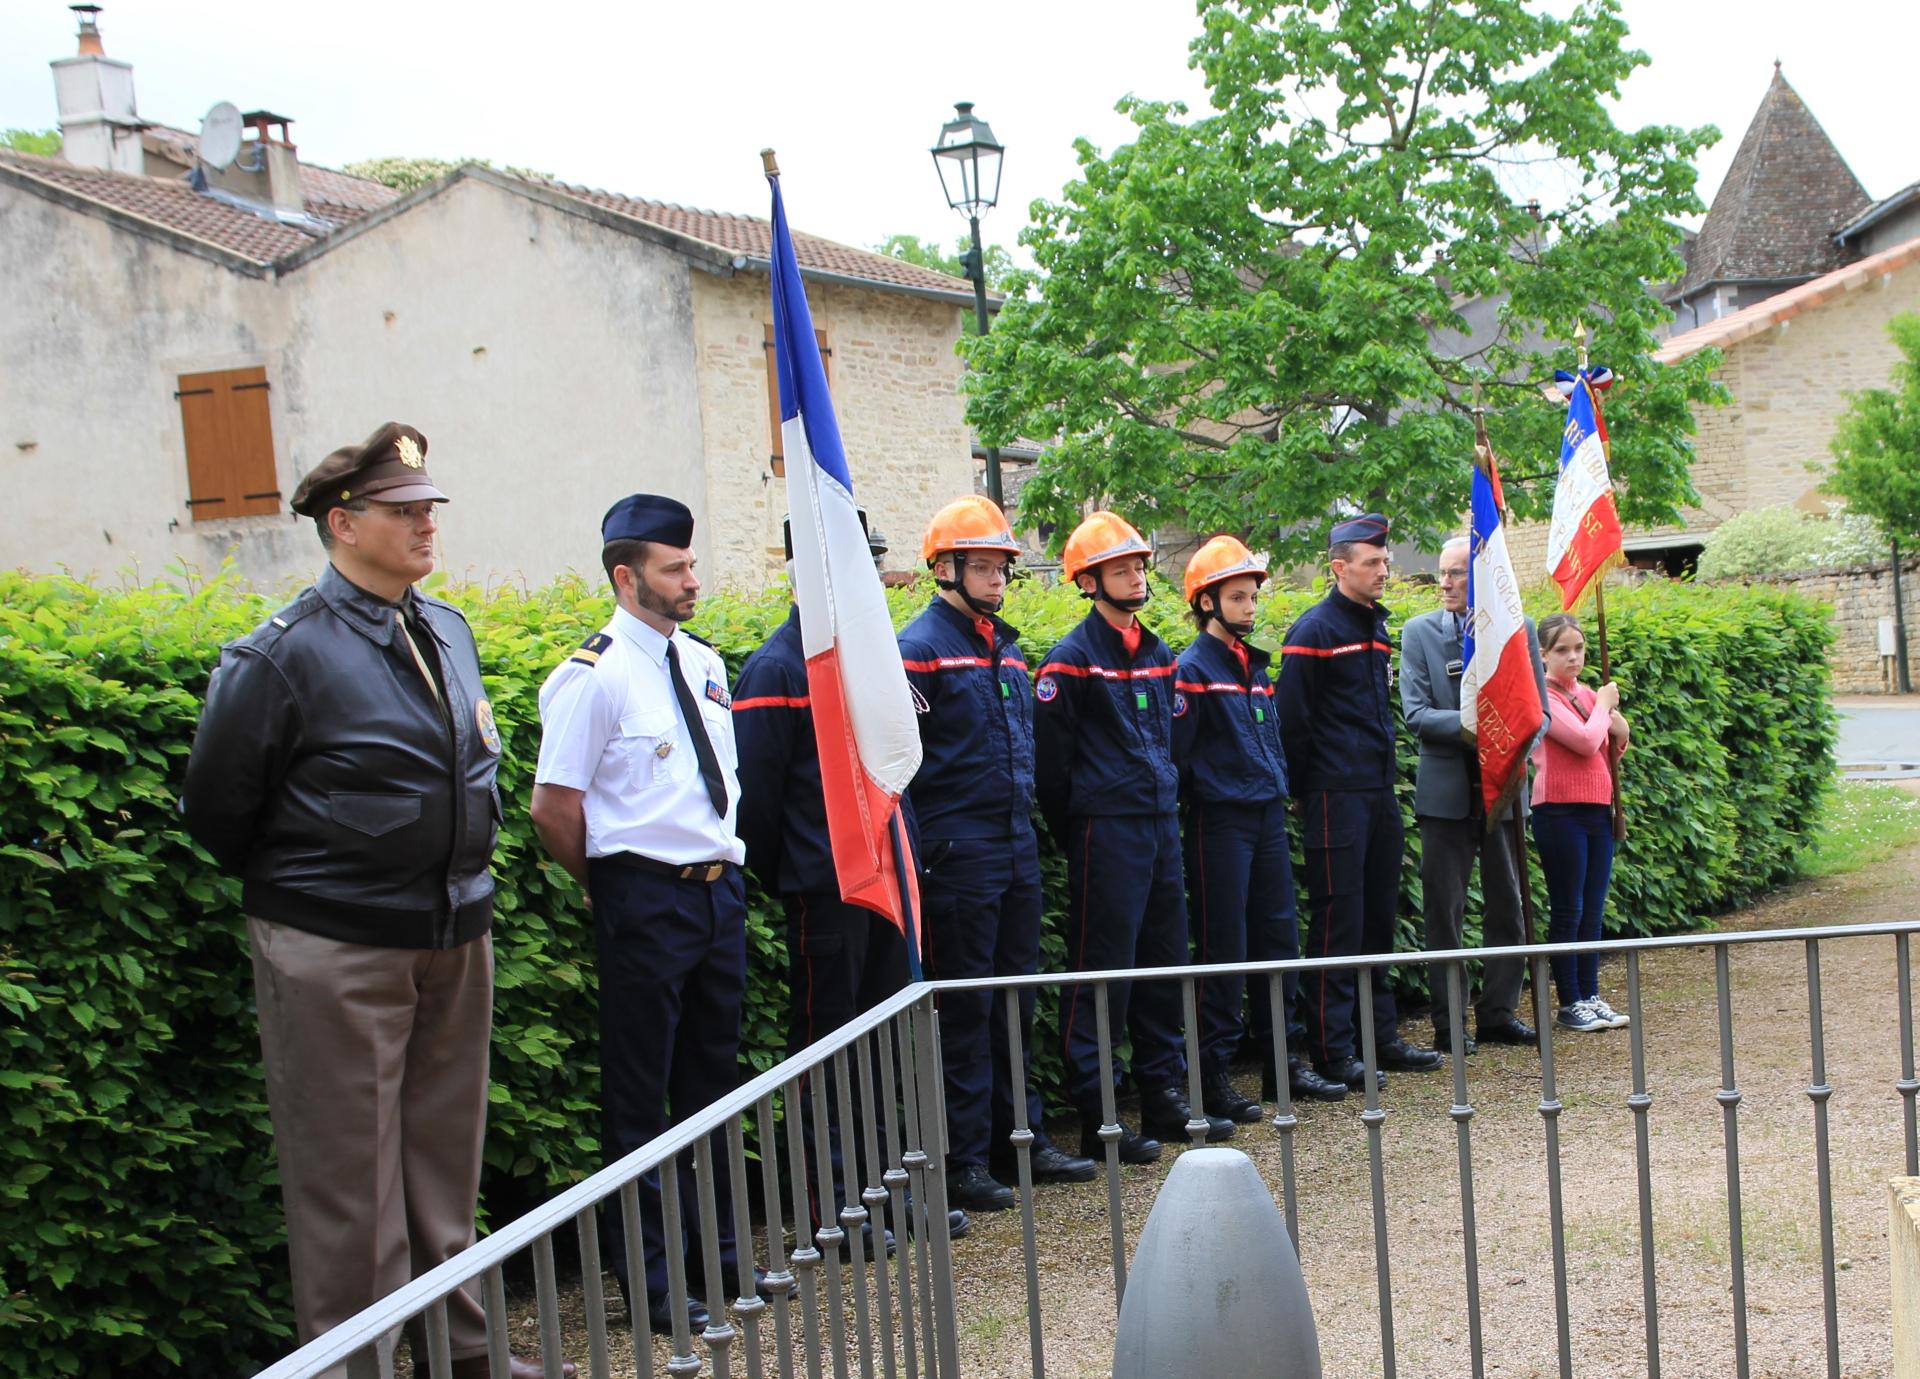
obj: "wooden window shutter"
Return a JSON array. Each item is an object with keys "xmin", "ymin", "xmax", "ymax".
[
  {"xmin": 177, "ymin": 366, "xmax": 280, "ymax": 520},
  {"xmin": 762, "ymin": 325, "xmax": 833, "ymax": 467}
]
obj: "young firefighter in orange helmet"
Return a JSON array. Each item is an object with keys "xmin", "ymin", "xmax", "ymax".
[
  {"xmin": 1173, "ymin": 537, "xmax": 1348, "ymax": 1118},
  {"xmin": 1035, "ymin": 512, "xmax": 1233, "ymax": 1160},
  {"xmin": 899, "ymin": 496, "xmax": 1097, "ymax": 1213}
]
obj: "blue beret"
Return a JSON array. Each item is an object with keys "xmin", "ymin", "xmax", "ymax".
[
  {"xmin": 1330, "ymin": 513, "xmax": 1390, "ymax": 548},
  {"xmin": 602, "ymin": 493, "xmax": 695, "ymax": 547}
]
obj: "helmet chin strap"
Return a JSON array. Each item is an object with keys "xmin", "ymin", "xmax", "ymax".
[
  {"xmin": 1091, "ymin": 565, "xmax": 1148, "ymax": 613},
  {"xmin": 1201, "ymin": 596, "xmax": 1254, "ymax": 639},
  {"xmin": 935, "ymin": 563, "xmax": 1003, "ymax": 617}
]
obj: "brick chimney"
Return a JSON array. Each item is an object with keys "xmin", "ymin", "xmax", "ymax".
[
  {"xmin": 241, "ymin": 110, "xmax": 304, "ymax": 213},
  {"xmin": 51, "ymin": 5, "xmax": 145, "ymax": 175}
]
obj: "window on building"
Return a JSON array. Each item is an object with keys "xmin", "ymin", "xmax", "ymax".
[
  {"xmin": 176, "ymin": 366, "xmax": 280, "ymax": 520},
  {"xmin": 763, "ymin": 325, "xmax": 832, "ymax": 469}
]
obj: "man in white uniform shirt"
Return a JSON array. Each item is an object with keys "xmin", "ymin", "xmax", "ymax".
[{"xmin": 530, "ymin": 493, "xmax": 746, "ymax": 1335}]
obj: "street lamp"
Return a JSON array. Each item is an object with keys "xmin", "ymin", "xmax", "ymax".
[{"xmin": 931, "ymin": 101, "xmax": 1006, "ymax": 506}]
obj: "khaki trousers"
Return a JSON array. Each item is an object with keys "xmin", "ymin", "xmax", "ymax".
[{"xmin": 248, "ymin": 918, "xmax": 493, "ymax": 1361}]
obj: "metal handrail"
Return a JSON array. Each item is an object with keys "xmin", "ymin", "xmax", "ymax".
[{"xmin": 251, "ymin": 918, "xmax": 1920, "ymax": 1379}]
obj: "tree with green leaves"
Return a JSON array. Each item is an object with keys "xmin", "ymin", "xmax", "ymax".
[
  {"xmin": 3, "ymin": 128, "xmax": 62, "ymax": 156},
  {"xmin": 963, "ymin": 0, "xmax": 1723, "ymax": 561},
  {"xmin": 342, "ymin": 155, "xmax": 554, "ymax": 193},
  {"xmin": 872, "ymin": 232, "xmax": 1019, "ymax": 293},
  {"xmin": 1824, "ymin": 311, "xmax": 1920, "ymax": 688}
]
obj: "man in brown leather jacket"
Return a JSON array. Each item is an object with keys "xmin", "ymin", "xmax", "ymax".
[{"xmin": 184, "ymin": 424, "xmax": 570, "ymax": 1379}]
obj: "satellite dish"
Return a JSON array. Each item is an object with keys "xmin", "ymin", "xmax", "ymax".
[{"xmin": 199, "ymin": 102, "xmax": 242, "ymax": 171}]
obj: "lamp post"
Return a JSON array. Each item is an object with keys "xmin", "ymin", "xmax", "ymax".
[{"xmin": 931, "ymin": 101, "xmax": 1006, "ymax": 507}]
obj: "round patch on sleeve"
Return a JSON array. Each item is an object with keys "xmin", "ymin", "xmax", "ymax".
[
  {"xmin": 475, "ymin": 697, "xmax": 502, "ymax": 755},
  {"xmin": 1035, "ymin": 675, "xmax": 1058, "ymax": 702},
  {"xmin": 1172, "ymin": 692, "xmax": 1188, "ymax": 718},
  {"xmin": 910, "ymin": 684, "xmax": 931, "ymax": 715}
]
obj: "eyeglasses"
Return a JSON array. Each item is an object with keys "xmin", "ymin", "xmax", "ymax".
[
  {"xmin": 370, "ymin": 502, "xmax": 441, "ymax": 523},
  {"xmin": 1438, "ymin": 566, "xmax": 1468, "ymax": 580},
  {"xmin": 962, "ymin": 560, "xmax": 1014, "ymax": 581}
]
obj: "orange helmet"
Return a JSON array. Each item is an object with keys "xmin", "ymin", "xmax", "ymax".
[
  {"xmin": 921, "ymin": 495, "xmax": 1021, "ymax": 564},
  {"xmin": 1183, "ymin": 534, "xmax": 1269, "ymax": 604},
  {"xmin": 1062, "ymin": 511, "xmax": 1152, "ymax": 584}
]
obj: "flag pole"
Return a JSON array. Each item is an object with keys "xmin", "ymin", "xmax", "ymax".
[
  {"xmin": 1474, "ymin": 383, "xmax": 1540, "ymax": 947},
  {"xmin": 1576, "ymin": 322, "xmax": 1626, "ymax": 842}
]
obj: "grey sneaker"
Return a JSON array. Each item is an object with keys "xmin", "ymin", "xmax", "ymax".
[
  {"xmin": 1557, "ymin": 1000, "xmax": 1607, "ymax": 1032},
  {"xmin": 1588, "ymin": 996, "xmax": 1630, "ymax": 1029}
]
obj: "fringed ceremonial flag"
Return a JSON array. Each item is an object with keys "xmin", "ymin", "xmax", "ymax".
[
  {"xmin": 1545, "ymin": 369, "xmax": 1625, "ymax": 609},
  {"xmin": 1463, "ymin": 434, "xmax": 1546, "ymax": 814}
]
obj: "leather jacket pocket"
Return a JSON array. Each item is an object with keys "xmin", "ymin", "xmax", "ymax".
[{"xmin": 330, "ymin": 791, "xmax": 423, "ymax": 837}]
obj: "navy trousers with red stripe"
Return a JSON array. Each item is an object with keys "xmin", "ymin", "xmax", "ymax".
[
  {"xmin": 1300, "ymin": 788, "xmax": 1404, "ymax": 1065},
  {"xmin": 920, "ymin": 826, "xmax": 1050, "ymax": 1169},
  {"xmin": 1058, "ymin": 812, "xmax": 1189, "ymax": 1110},
  {"xmin": 1184, "ymin": 800, "xmax": 1307, "ymax": 1073},
  {"xmin": 784, "ymin": 892, "xmax": 908, "ymax": 1221}
]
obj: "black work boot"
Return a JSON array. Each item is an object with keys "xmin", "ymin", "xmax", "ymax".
[
  {"xmin": 1138, "ymin": 1084, "xmax": 1234, "ymax": 1144},
  {"xmin": 1078, "ymin": 1109, "xmax": 1162, "ymax": 1164},
  {"xmin": 1200, "ymin": 1068, "xmax": 1263, "ymax": 1124}
]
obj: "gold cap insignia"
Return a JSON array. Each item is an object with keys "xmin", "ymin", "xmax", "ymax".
[
  {"xmin": 340, "ymin": 488, "xmax": 352, "ymax": 499},
  {"xmin": 396, "ymin": 434, "xmax": 424, "ymax": 469}
]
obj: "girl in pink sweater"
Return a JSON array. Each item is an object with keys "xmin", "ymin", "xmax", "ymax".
[{"xmin": 1530, "ymin": 614, "xmax": 1632, "ymax": 1033}]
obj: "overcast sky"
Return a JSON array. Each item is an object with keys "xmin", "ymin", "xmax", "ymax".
[{"xmin": 3, "ymin": 1, "xmax": 1912, "ymax": 261}]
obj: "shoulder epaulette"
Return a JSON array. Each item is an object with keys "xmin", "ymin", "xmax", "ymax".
[
  {"xmin": 253, "ymin": 588, "xmax": 322, "ymax": 644},
  {"xmin": 570, "ymin": 632, "xmax": 613, "ymax": 666},
  {"xmin": 683, "ymin": 630, "xmax": 716, "ymax": 650}
]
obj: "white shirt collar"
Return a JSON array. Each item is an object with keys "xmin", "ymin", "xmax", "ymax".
[{"xmin": 613, "ymin": 605, "xmax": 673, "ymax": 666}]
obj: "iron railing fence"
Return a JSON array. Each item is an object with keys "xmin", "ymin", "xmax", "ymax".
[{"xmin": 250, "ymin": 920, "xmax": 1920, "ymax": 1379}]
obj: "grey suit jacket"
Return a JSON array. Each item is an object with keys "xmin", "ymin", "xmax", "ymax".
[{"xmin": 1400, "ymin": 608, "xmax": 1549, "ymax": 822}]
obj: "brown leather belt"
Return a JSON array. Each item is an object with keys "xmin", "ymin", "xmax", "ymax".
[{"xmin": 605, "ymin": 853, "xmax": 731, "ymax": 883}]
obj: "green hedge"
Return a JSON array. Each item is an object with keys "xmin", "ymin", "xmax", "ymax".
[{"xmin": 0, "ymin": 566, "xmax": 1833, "ymax": 1376}]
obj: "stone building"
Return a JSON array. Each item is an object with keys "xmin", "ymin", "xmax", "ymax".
[
  {"xmin": 1503, "ymin": 67, "xmax": 1920, "ymax": 581},
  {"xmin": 0, "ymin": 11, "xmax": 979, "ymax": 593}
]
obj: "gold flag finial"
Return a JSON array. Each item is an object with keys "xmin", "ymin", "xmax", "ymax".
[
  {"xmin": 760, "ymin": 148, "xmax": 780, "ymax": 178},
  {"xmin": 1575, "ymin": 320, "xmax": 1590, "ymax": 372}
]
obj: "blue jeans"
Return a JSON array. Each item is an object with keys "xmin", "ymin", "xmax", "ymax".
[{"xmin": 1531, "ymin": 804, "xmax": 1614, "ymax": 1008}]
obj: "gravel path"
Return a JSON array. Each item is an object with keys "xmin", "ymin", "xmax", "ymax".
[{"xmin": 475, "ymin": 841, "xmax": 1920, "ymax": 1379}]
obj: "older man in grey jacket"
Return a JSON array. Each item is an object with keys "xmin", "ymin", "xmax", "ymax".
[{"xmin": 1400, "ymin": 537, "xmax": 1548, "ymax": 1051}]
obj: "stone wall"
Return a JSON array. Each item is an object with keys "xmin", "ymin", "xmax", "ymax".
[
  {"xmin": 691, "ymin": 272, "xmax": 973, "ymax": 589},
  {"xmin": 1728, "ymin": 559, "xmax": 1919, "ymax": 694}
]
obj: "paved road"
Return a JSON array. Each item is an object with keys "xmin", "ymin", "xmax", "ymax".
[{"xmin": 1835, "ymin": 696, "xmax": 1920, "ymax": 776}]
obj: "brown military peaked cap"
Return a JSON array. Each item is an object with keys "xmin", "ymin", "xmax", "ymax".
[{"xmin": 289, "ymin": 422, "xmax": 449, "ymax": 517}]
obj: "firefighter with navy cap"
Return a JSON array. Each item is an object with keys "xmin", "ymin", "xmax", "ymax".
[
  {"xmin": 900, "ymin": 497, "xmax": 1098, "ymax": 1212},
  {"xmin": 529, "ymin": 493, "xmax": 748, "ymax": 1334},
  {"xmin": 1173, "ymin": 536, "xmax": 1350, "ymax": 1117},
  {"xmin": 1036, "ymin": 511, "xmax": 1233, "ymax": 1159},
  {"xmin": 731, "ymin": 515, "xmax": 970, "ymax": 1251},
  {"xmin": 1275, "ymin": 514, "xmax": 1443, "ymax": 1091}
]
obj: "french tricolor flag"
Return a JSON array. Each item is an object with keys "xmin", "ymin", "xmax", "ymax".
[
  {"xmin": 766, "ymin": 169, "xmax": 925, "ymax": 965},
  {"xmin": 1545, "ymin": 371, "xmax": 1626, "ymax": 610},
  {"xmin": 1462, "ymin": 437, "xmax": 1546, "ymax": 814}
]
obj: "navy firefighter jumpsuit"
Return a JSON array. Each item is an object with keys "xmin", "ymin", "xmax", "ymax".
[
  {"xmin": 1172, "ymin": 629, "xmax": 1309, "ymax": 1076},
  {"xmin": 1034, "ymin": 608, "xmax": 1188, "ymax": 1112},
  {"xmin": 899, "ymin": 596, "xmax": 1054, "ymax": 1173},
  {"xmin": 732, "ymin": 606, "xmax": 908, "ymax": 1218},
  {"xmin": 1275, "ymin": 586, "xmax": 1407, "ymax": 1068}
]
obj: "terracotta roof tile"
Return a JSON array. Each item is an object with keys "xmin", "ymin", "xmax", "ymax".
[
  {"xmin": 3, "ymin": 146, "xmax": 979, "ymax": 300},
  {"xmin": 539, "ymin": 177, "xmax": 978, "ymax": 299},
  {"xmin": 0, "ymin": 148, "xmax": 324, "ymax": 262},
  {"xmin": 1673, "ymin": 67, "xmax": 1873, "ymax": 300},
  {"xmin": 1655, "ymin": 233, "xmax": 1920, "ymax": 363}
]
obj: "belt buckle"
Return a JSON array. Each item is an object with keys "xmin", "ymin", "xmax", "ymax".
[{"xmin": 680, "ymin": 862, "xmax": 722, "ymax": 882}]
